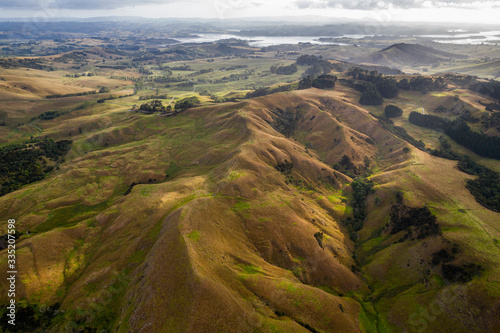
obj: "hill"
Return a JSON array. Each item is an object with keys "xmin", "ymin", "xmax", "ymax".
[
  {"xmin": 352, "ymin": 43, "xmax": 468, "ymax": 69},
  {"xmin": 0, "ymin": 85, "xmax": 499, "ymax": 332},
  {"xmin": 437, "ymin": 59, "xmax": 500, "ymax": 79}
]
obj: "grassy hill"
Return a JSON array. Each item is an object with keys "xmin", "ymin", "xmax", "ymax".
[
  {"xmin": 352, "ymin": 43, "xmax": 468, "ymax": 70},
  {"xmin": 0, "ymin": 79, "xmax": 499, "ymax": 332},
  {"xmin": 436, "ymin": 59, "xmax": 500, "ymax": 79}
]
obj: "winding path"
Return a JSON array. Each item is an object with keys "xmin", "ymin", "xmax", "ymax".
[{"xmin": 29, "ymin": 123, "xmax": 43, "ymax": 137}]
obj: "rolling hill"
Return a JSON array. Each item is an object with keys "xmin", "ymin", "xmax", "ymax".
[
  {"xmin": 0, "ymin": 83, "xmax": 499, "ymax": 332},
  {"xmin": 352, "ymin": 43, "xmax": 468, "ymax": 69},
  {"xmin": 438, "ymin": 59, "xmax": 500, "ymax": 79}
]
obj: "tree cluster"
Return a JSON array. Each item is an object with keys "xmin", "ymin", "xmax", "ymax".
[
  {"xmin": 303, "ymin": 60, "xmax": 337, "ymax": 78},
  {"xmin": 296, "ymin": 54, "xmax": 322, "ymax": 66},
  {"xmin": 347, "ymin": 67, "xmax": 399, "ymax": 98},
  {"xmin": 398, "ymin": 76, "xmax": 447, "ymax": 91},
  {"xmin": 270, "ymin": 63, "xmax": 298, "ymax": 75},
  {"xmin": 357, "ymin": 82, "xmax": 383, "ymax": 106},
  {"xmin": 0, "ymin": 138, "xmax": 72, "ymax": 196},
  {"xmin": 37, "ymin": 111, "xmax": 61, "ymax": 120},
  {"xmin": 139, "ymin": 99, "xmax": 165, "ymax": 113},
  {"xmin": 341, "ymin": 178, "xmax": 374, "ymax": 238},
  {"xmin": 446, "ymin": 119, "xmax": 500, "ymax": 160},
  {"xmin": 384, "ymin": 105, "xmax": 403, "ymax": 118},
  {"xmin": 312, "ymin": 74, "xmax": 337, "ymax": 89},
  {"xmin": 272, "ymin": 106, "xmax": 304, "ymax": 137},
  {"xmin": 389, "ymin": 203, "xmax": 441, "ymax": 241},
  {"xmin": 299, "ymin": 74, "xmax": 337, "ymax": 90}
]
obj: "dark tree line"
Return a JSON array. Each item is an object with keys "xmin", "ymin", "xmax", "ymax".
[
  {"xmin": 409, "ymin": 112, "xmax": 500, "ymax": 160},
  {"xmin": 299, "ymin": 75, "xmax": 337, "ymax": 89},
  {"xmin": 347, "ymin": 67, "xmax": 399, "ymax": 99},
  {"xmin": 446, "ymin": 119, "xmax": 500, "ymax": 160},
  {"xmin": 430, "ymin": 136, "xmax": 500, "ymax": 212},
  {"xmin": 342, "ymin": 178, "xmax": 374, "ymax": 238},
  {"xmin": 408, "ymin": 111, "xmax": 450, "ymax": 130},
  {"xmin": 46, "ymin": 90, "xmax": 97, "ymax": 99},
  {"xmin": 398, "ymin": 76, "xmax": 447, "ymax": 91},
  {"xmin": 445, "ymin": 119, "xmax": 500, "ymax": 160}
]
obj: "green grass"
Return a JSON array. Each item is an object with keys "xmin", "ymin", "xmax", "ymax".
[
  {"xmin": 186, "ymin": 230, "xmax": 200, "ymax": 241},
  {"xmin": 239, "ymin": 265, "xmax": 262, "ymax": 274},
  {"xmin": 227, "ymin": 171, "xmax": 243, "ymax": 180},
  {"xmin": 232, "ymin": 200, "xmax": 251, "ymax": 216},
  {"xmin": 165, "ymin": 161, "xmax": 181, "ymax": 179},
  {"xmin": 33, "ymin": 200, "xmax": 111, "ymax": 233}
]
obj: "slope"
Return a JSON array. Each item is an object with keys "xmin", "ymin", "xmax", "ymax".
[
  {"xmin": 0, "ymin": 88, "xmax": 498, "ymax": 333},
  {"xmin": 352, "ymin": 43, "xmax": 467, "ymax": 69}
]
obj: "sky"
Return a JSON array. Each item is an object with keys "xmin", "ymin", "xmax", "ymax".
[{"xmin": 0, "ymin": 0, "xmax": 499, "ymax": 24}]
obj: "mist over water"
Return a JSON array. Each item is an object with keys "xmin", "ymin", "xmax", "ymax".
[
  {"xmin": 172, "ymin": 31, "xmax": 500, "ymax": 47},
  {"xmin": 171, "ymin": 33, "xmax": 351, "ymax": 46},
  {"xmin": 421, "ymin": 30, "xmax": 500, "ymax": 45}
]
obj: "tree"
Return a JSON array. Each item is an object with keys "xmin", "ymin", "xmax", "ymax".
[
  {"xmin": 384, "ymin": 105, "xmax": 403, "ymax": 118},
  {"xmin": 270, "ymin": 63, "xmax": 298, "ymax": 75},
  {"xmin": 296, "ymin": 54, "xmax": 320, "ymax": 66},
  {"xmin": 359, "ymin": 83, "xmax": 383, "ymax": 106},
  {"xmin": 139, "ymin": 99, "xmax": 164, "ymax": 113},
  {"xmin": 376, "ymin": 78, "xmax": 399, "ymax": 98},
  {"xmin": 312, "ymin": 74, "xmax": 337, "ymax": 89}
]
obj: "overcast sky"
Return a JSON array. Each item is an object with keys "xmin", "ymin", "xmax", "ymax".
[{"xmin": 0, "ymin": 0, "xmax": 499, "ymax": 24}]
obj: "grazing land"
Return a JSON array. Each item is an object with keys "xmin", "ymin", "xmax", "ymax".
[{"xmin": 0, "ymin": 19, "xmax": 499, "ymax": 333}]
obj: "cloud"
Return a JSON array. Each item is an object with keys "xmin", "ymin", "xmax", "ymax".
[
  {"xmin": 0, "ymin": 0, "xmax": 183, "ymax": 10},
  {"xmin": 295, "ymin": 0, "xmax": 500, "ymax": 10},
  {"xmin": 0, "ymin": 0, "xmax": 497, "ymax": 11}
]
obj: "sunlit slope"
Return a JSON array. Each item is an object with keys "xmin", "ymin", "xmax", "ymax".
[
  {"xmin": 0, "ymin": 95, "xmax": 366, "ymax": 332},
  {"xmin": 0, "ymin": 89, "xmax": 498, "ymax": 332}
]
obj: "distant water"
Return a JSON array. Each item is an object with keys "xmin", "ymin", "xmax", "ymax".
[
  {"xmin": 172, "ymin": 33, "xmax": 350, "ymax": 47},
  {"xmin": 171, "ymin": 31, "xmax": 500, "ymax": 47},
  {"xmin": 419, "ymin": 31, "xmax": 500, "ymax": 45}
]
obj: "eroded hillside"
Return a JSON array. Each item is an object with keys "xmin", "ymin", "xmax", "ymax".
[{"xmin": 0, "ymin": 88, "xmax": 499, "ymax": 332}]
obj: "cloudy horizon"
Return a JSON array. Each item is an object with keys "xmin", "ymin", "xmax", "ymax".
[{"xmin": 0, "ymin": 0, "xmax": 499, "ymax": 24}]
